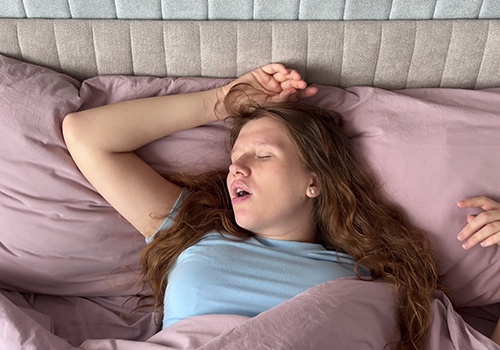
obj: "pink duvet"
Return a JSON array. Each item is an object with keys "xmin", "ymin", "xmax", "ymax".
[
  {"xmin": 1, "ymin": 54, "xmax": 499, "ymax": 349},
  {"xmin": 2, "ymin": 280, "xmax": 499, "ymax": 349}
]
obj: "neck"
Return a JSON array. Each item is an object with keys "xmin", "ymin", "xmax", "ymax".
[{"xmin": 255, "ymin": 222, "xmax": 317, "ymax": 243}]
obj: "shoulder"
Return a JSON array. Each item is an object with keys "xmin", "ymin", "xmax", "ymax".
[{"xmin": 145, "ymin": 188, "xmax": 191, "ymax": 244}]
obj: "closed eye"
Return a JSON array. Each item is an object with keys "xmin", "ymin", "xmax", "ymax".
[{"xmin": 257, "ymin": 155, "xmax": 271, "ymax": 159}]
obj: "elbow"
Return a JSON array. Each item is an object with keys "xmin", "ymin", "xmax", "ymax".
[
  {"xmin": 63, "ymin": 112, "xmax": 94, "ymax": 150},
  {"xmin": 62, "ymin": 113, "xmax": 81, "ymax": 149},
  {"xmin": 62, "ymin": 113, "xmax": 111, "ymax": 154}
]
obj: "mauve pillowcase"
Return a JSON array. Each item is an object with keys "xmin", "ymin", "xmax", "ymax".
[
  {"xmin": 0, "ymin": 54, "xmax": 230, "ymax": 297},
  {"xmin": 1, "ymin": 53, "xmax": 499, "ymax": 308},
  {"xmin": 307, "ymin": 86, "xmax": 500, "ymax": 307}
]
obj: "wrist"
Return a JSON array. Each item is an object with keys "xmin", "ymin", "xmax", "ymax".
[
  {"xmin": 192, "ymin": 88, "xmax": 221, "ymax": 124},
  {"xmin": 211, "ymin": 86, "xmax": 230, "ymax": 120}
]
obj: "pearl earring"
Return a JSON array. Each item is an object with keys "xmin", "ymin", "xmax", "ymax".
[{"xmin": 310, "ymin": 189, "xmax": 316, "ymax": 195}]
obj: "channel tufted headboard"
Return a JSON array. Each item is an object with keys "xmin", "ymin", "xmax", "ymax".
[
  {"xmin": 1, "ymin": 1, "xmax": 500, "ymax": 89},
  {"xmin": 2, "ymin": 0, "xmax": 500, "ymax": 20}
]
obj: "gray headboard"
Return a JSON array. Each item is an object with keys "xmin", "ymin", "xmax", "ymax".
[
  {"xmin": 1, "ymin": 1, "xmax": 499, "ymax": 89},
  {"xmin": 2, "ymin": 0, "xmax": 499, "ymax": 20}
]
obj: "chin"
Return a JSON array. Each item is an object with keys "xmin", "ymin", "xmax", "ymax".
[
  {"xmin": 234, "ymin": 215, "xmax": 258, "ymax": 233},
  {"xmin": 235, "ymin": 219, "xmax": 252, "ymax": 231}
]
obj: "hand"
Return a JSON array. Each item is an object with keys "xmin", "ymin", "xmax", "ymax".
[
  {"xmin": 457, "ymin": 196, "xmax": 500, "ymax": 249},
  {"xmin": 221, "ymin": 63, "xmax": 318, "ymax": 106}
]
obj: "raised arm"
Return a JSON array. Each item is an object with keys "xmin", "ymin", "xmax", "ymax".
[
  {"xmin": 62, "ymin": 89, "xmax": 218, "ymax": 238},
  {"xmin": 62, "ymin": 63, "xmax": 316, "ymax": 239}
]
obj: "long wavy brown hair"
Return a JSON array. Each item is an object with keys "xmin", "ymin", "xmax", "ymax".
[{"xmin": 140, "ymin": 90, "xmax": 449, "ymax": 350}]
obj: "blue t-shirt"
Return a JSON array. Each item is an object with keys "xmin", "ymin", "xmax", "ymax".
[{"xmin": 148, "ymin": 189, "xmax": 361, "ymax": 329}]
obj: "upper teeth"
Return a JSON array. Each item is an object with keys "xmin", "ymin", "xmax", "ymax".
[{"xmin": 236, "ymin": 189, "xmax": 246, "ymax": 196}]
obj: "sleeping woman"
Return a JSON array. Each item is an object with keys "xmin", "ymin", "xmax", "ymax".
[{"xmin": 62, "ymin": 63, "xmax": 500, "ymax": 349}]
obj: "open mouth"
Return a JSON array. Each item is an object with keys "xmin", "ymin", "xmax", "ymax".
[
  {"xmin": 230, "ymin": 181, "xmax": 252, "ymax": 202},
  {"xmin": 236, "ymin": 188, "xmax": 250, "ymax": 197},
  {"xmin": 232, "ymin": 187, "xmax": 252, "ymax": 203}
]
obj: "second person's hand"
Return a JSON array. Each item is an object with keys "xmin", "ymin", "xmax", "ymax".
[{"xmin": 457, "ymin": 196, "xmax": 500, "ymax": 249}]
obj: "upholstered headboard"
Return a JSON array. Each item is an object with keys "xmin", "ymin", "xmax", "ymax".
[
  {"xmin": 0, "ymin": 19, "xmax": 499, "ymax": 89},
  {"xmin": 2, "ymin": 0, "xmax": 500, "ymax": 20},
  {"xmin": 1, "ymin": 1, "xmax": 499, "ymax": 89}
]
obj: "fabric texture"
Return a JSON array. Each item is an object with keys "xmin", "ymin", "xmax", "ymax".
[
  {"xmin": 1, "ymin": 0, "xmax": 500, "ymax": 19},
  {"xmin": 82, "ymin": 281, "xmax": 500, "ymax": 350},
  {"xmin": 1, "ymin": 53, "xmax": 499, "ymax": 346},
  {"xmin": 163, "ymin": 232, "xmax": 358, "ymax": 328},
  {"xmin": 1, "ymin": 19, "xmax": 500, "ymax": 89}
]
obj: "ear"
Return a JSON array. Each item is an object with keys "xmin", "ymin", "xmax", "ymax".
[{"xmin": 306, "ymin": 173, "xmax": 320, "ymax": 198}]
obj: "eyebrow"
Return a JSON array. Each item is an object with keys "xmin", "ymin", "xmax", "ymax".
[{"xmin": 230, "ymin": 141, "xmax": 281, "ymax": 157}]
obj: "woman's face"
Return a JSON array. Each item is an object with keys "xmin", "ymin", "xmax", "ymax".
[{"xmin": 227, "ymin": 117, "xmax": 318, "ymax": 242}]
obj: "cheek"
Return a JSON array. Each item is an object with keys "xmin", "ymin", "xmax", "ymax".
[
  {"xmin": 266, "ymin": 166, "xmax": 287, "ymax": 183},
  {"xmin": 267, "ymin": 168, "xmax": 307, "ymax": 196}
]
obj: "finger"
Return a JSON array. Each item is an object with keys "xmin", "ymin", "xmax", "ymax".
[
  {"xmin": 250, "ymin": 69, "xmax": 282, "ymax": 93},
  {"xmin": 461, "ymin": 221, "xmax": 500, "ymax": 249},
  {"xmin": 268, "ymin": 85, "xmax": 319, "ymax": 104},
  {"xmin": 260, "ymin": 63, "xmax": 290, "ymax": 77},
  {"xmin": 271, "ymin": 67, "xmax": 302, "ymax": 82},
  {"xmin": 467, "ymin": 215, "xmax": 476, "ymax": 223},
  {"xmin": 457, "ymin": 196, "xmax": 500, "ymax": 210},
  {"xmin": 291, "ymin": 89, "xmax": 316, "ymax": 102},
  {"xmin": 280, "ymin": 79, "xmax": 308, "ymax": 91},
  {"xmin": 458, "ymin": 210, "xmax": 500, "ymax": 242},
  {"xmin": 294, "ymin": 86, "xmax": 319, "ymax": 100},
  {"xmin": 283, "ymin": 69, "xmax": 303, "ymax": 82},
  {"xmin": 272, "ymin": 71, "xmax": 291, "ymax": 83},
  {"xmin": 268, "ymin": 87, "xmax": 298, "ymax": 103},
  {"xmin": 479, "ymin": 232, "xmax": 500, "ymax": 247}
]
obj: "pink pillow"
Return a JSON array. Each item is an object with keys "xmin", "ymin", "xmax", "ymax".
[
  {"xmin": 0, "ymin": 54, "xmax": 229, "ymax": 297},
  {"xmin": 0, "ymin": 53, "xmax": 498, "ymax": 308},
  {"xmin": 308, "ymin": 86, "xmax": 500, "ymax": 307}
]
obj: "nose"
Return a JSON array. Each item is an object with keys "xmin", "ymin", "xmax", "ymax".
[{"xmin": 229, "ymin": 158, "xmax": 250, "ymax": 177}]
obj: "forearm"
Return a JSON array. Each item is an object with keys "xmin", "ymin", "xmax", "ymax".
[{"xmin": 63, "ymin": 88, "xmax": 224, "ymax": 153}]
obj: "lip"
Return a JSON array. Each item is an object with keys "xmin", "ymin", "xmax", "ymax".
[{"xmin": 230, "ymin": 180, "xmax": 252, "ymax": 203}]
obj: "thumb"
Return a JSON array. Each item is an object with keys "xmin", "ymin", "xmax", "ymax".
[{"xmin": 270, "ymin": 87, "xmax": 297, "ymax": 103}]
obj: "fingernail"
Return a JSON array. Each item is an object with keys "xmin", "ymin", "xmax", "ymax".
[
  {"xmin": 480, "ymin": 241, "xmax": 489, "ymax": 247},
  {"xmin": 457, "ymin": 233, "xmax": 464, "ymax": 241},
  {"xmin": 462, "ymin": 242, "xmax": 469, "ymax": 250}
]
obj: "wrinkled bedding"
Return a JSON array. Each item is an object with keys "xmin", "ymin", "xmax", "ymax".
[
  {"xmin": 1, "ymin": 53, "xmax": 499, "ymax": 349},
  {"xmin": 2, "ymin": 280, "xmax": 499, "ymax": 350}
]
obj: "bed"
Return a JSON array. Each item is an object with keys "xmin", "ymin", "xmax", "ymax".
[{"xmin": 1, "ymin": 1, "xmax": 499, "ymax": 349}]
